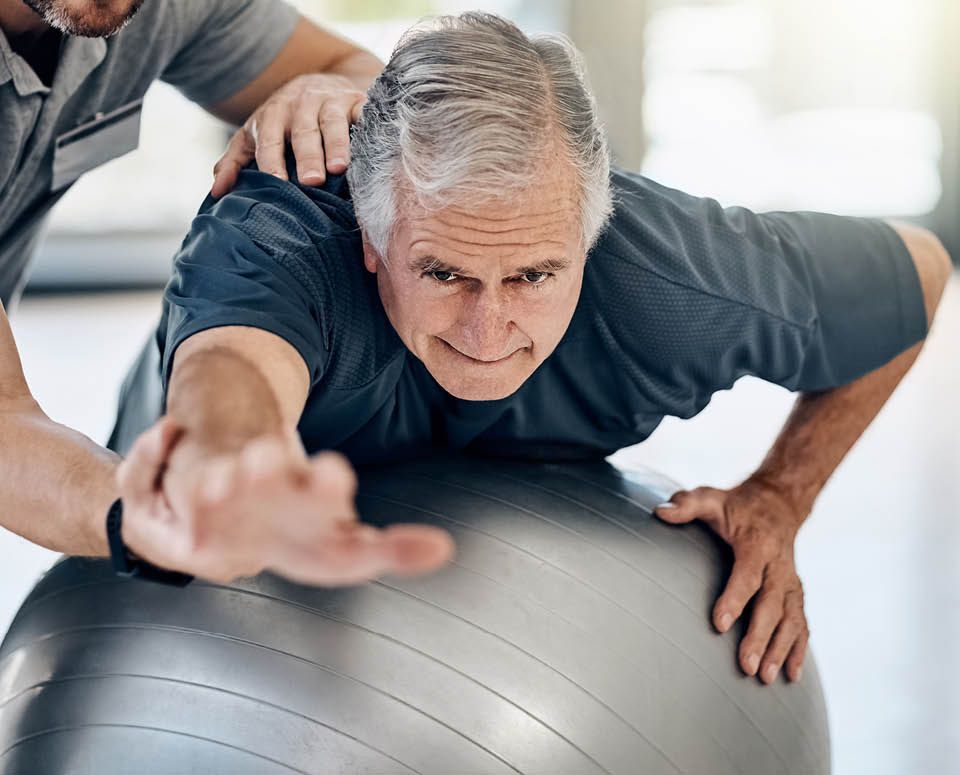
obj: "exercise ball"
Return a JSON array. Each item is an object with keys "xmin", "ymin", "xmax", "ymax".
[{"xmin": 0, "ymin": 458, "xmax": 830, "ymax": 774}]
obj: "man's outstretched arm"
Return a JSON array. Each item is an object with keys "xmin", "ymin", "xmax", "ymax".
[
  {"xmin": 656, "ymin": 222, "xmax": 952, "ymax": 684},
  {"xmin": 118, "ymin": 326, "xmax": 453, "ymax": 586},
  {"xmin": 0, "ymin": 303, "xmax": 116, "ymax": 556}
]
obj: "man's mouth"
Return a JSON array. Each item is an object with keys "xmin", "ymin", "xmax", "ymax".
[{"xmin": 437, "ymin": 338, "xmax": 522, "ymax": 364}]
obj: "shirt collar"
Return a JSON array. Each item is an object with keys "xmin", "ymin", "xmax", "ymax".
[
  {"xmin": 0, "ymin": 27, "xmax": 17, "ymax": 89},
  {"xmin": 0, "ymin": 26, "xmax": 105, "ymax": 98}
]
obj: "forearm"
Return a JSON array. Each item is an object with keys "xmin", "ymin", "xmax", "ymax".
[
  {"xmin": 0, "ymin": 400, "xmax": 117, "ymax": 556},
  {"xmin": 209, "ymin": 18, "xmax": 383, "ymax": 126},
  {"xmin": 166, "ymin": 346, "xmax": 288, "ymax": 462},
  {"xmin": 1, "ymin": 302, "xmax": 114, "ymax": 555},
  {"xmin": 162, "ymin": 326, "xmax": 310, "ymax": 479},
  {"xmin": 325, "ymin": 48, "xmax": 383, "ymax": 92}
]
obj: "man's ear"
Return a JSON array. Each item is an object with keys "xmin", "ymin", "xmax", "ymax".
[{"xmin": 361, "ymin": 236, "xmax": 381, "ymax": 274}]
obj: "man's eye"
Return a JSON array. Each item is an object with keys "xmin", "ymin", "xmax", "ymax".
[
  {"xmin": 429, "ymin": 270, "xmax": 458, "ymax": 283},
  {"xmin": 520, "ymin": 272, "xmax": 550, "ymax": 285}
]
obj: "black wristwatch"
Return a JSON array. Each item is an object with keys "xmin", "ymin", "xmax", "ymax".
[{"xmin": 105, "ymin": 498, "xmax": 194, "ymax": 587}]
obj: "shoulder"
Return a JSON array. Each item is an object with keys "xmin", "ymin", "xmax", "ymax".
[
  {"xmin": 196, "ymin": 167, "xmax": 360, "ymax": 262},
  {"xmin": 196, "ymin": 169, "xmax": 403, "ymax": 390},
  {"xmin": 105, "ymin": 0, "xmax": 186, "ymax": 50},
  {"xmin": 119, "ymin": 0, "xmax": 244, "ymax": 34},
  {"xmin": 90, "ymin": 0, "xmax": 180, "ymax": 79},
  {"xmin": 175, "ymin": 167, "xmax": 364, "ymax": 319},
  {"xmin": 568, "ymin": 168, "xmax": 820, "ymax": 397},
  {"xmin": 588, "ymin": 168, "xmax": 815, "ymax": 330},
  {"xmin": 94, "ymin": 0, "xmax": 250, "ymax": 91}
]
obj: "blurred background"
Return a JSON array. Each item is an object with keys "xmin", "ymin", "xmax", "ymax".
[{"xmin": 5, "ymin": 1, "xmax": 958, "ymax": 774}]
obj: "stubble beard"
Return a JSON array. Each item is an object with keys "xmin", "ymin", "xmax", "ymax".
[{"xmin": 20, "ymin": 0, "xmax": 147, "ymax": 37}]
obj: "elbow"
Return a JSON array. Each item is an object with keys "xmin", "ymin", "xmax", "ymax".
[
  {"xmin": 921, "ymin": 229, "xmax": 954, "ymax": 298},
  {"xmin": 887, "ymin": 222, "xmax": 953, "ymax": 330},
  {"xmin": 0, "ymin": 394, "xmax": 47, "ymax": 450},
  {"xmin": 0, "ymin": 384, "xmax": 42, "ymax": 418}
]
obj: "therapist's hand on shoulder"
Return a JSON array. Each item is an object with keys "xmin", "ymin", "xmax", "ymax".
[
  {"xmin": 654, "ymin": 478, "xmax": 809, "ymax": 685},
  {"xmin": 115, "ymin": 418, "xmax": 454, "ymax": 586},
  {"xmin": 210, "ymin": 73, "xmax": 367, "ymax": 198}
]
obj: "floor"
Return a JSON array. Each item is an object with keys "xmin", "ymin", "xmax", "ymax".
[{"xmin": 3, "ymin": 276, "xmax": 958, "ymax": 775}]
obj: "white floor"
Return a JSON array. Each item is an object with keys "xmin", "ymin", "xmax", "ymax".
[{"xmin": 3, "ymin": 278, "xmax": 959, "ymax": 775}]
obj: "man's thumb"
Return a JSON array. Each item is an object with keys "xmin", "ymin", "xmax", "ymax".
[{"xmin": 654, "ymin": 493, "xmax": 697, "ymax": 524}]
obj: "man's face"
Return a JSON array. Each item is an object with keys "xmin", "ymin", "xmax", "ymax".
[
  {"xmin": 364, "ymin": 159, "xmax": 585, "ymax": 401},
  {"xmin": 21, "ymin": 0, "xmax": 146, "ymax": 37}
]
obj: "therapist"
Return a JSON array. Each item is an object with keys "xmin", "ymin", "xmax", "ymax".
[{"xmin": 0, "ymin": 0, "xmax": 381, "ymax": 557}]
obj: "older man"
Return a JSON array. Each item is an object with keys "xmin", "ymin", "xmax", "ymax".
[{"xmin": 113, "ymin": 13, "xmax": 950, "ymax": 688}]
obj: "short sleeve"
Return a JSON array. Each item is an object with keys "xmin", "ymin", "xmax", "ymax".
[
  {"xmin": 160, "ymin": 0, "xmax": 300, "ymax": 107},
  {"xmin": 759, "ymin": 211, "xmax": 927, "ymax": 389},
  {"xmin": 160, "ymin": 182, "xmax": 331, "ymax": 393},
  {"xmin": 589, "ymin": 170, "xmax": 929, "ymax": 418}
]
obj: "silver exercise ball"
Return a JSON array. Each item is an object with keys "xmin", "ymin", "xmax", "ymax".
[{"xmin": 0, "ymin": 458, "xmax": 830, "ymax": 774}]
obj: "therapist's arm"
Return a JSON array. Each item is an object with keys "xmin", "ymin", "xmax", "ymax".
[
  {"xmin": 207, "ymin": 16, "xmax": 383, "ymax": 195},
  {"xmin": 117, "ymin": 326, "xmax": 452, "ymax": 585},
  {"xmin": 0, "ymin": 303, "xmax": 116, "ymax": 556}
]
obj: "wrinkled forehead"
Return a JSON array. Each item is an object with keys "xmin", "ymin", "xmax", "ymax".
[
  {"xmin": 397, "ymin": 204, "xmax": 583, "ymax": 273},
  {"xmin": 395, "ymin": 158, "xmax": 584, "ymax": 256}
]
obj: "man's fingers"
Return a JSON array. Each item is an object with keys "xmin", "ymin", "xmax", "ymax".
[
  {"xmin": 252, "ymin": 110, "xmax": 290, "ymax": 179},
  {"xmin": 322, "ymin": 523, "xmax": 454, "ymax": 579},
  {"xmin": 276, "ymin": 522, "xmax": 455, "ymax": 587},
  {"xmin": 116, "ymin": 417, "xmax": 181, "ymax": 498},
  {"xmin": 211, "ymin": 128, "xmax": 254, "ymax": 197},
  {"xmin": 785, "ymin": 628, "xmax": 809, "ymax": 682},
  {"xmin": 318, "ymin": 101, "xmax": 352, "ymax": 174},
  {"xmin": 759, "ymin": 587, "xmax": 807, "ymax": 684},
  {"xmin": 655, "ymin": 486, "xmax": 725, "ymax": 529},
  {"xmin": 737, "ymin": 584, "xmax": 784, "ymax": 677},
  {"xmin": 381, "ymin": 524, "xmax": 456, "ymax": 576},
  {"xmin": 713, "ymin": 547, "xmax": 767, "ymax": 634},
  {"xmin": 349, "ymin": 95, "xmax": 366, "ymax": 124},
  {"xmin": 279, "ymin": 526, "xmax": 392, "ymax": 586},
  {"xmin": 199, "ymin": 456, "xmax": 239, "ymax": 507},
  {"xmin": 211, "ymin": 162, "xmax": 241, "ymax": 200},
  {"xmin": 290, "ymin": 93, "xmax": 327, "ymax": 185},
  {"xmin": 241, "ymin": 435, "xmax": 306, "ymax": 485},
  {"xmin": 308, "ymin": 451, "xmax": 358, "ymax": 499}
]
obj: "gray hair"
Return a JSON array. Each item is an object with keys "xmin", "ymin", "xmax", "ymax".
[{"xmin": 347, "ymin": 12, "xmax": 613, "ymax": 259}]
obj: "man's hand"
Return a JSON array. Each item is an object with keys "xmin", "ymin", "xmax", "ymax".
[
  {"xmin": 211, "ymin": 73, "xmax": 367, "ymax": 197},
  {"xmin": 116, "ymin": 418, "xmax": 454, "ymax": 586},
  {"xmin": 655, "ymin": 477, "xmax": 809, "ymax": 685}
]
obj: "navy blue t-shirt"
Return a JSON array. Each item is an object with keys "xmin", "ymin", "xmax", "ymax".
[{"xmin": 148, "ymin": 167, "xmax": 926, "ymax": 463}]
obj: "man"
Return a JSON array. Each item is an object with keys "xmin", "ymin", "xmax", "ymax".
[
  {"xmin": 114, "ymin": 12, "xmax": 951, "ymax": 687},
  {"xmin": 0, "ymin": 0, "xmax": 383, "ymax": 559}
]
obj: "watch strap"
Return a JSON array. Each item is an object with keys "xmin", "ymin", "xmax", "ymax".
[{"xmin": 105, "ymin": 498, "xmax": 194, "ymax": 587}]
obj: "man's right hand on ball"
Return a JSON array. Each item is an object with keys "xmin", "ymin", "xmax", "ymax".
[{"xmin": 115, "ymin": 417, "xmax": 455, "ymax": 586}]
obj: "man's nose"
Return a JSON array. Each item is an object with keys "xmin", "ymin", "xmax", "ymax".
[{"xmin": 459, "ymin": 288, "xmax": 514, "ymax": 359}]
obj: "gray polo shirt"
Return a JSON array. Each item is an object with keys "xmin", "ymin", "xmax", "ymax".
[{"xmin": 0, "ymin": 0, "xmax": 301, "ymax": 307}]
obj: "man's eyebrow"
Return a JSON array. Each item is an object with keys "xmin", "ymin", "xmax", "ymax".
[
  {"xmin": 408, "ymin": 255, "xmax": 466, "ymax": 274},
  {"xmin": 513, "ymin": 258, "xmax": 571, "ymax": 274},
  {"xmin": 407, "ymin": 256, "xmax": 572, "ymax": 275}
]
